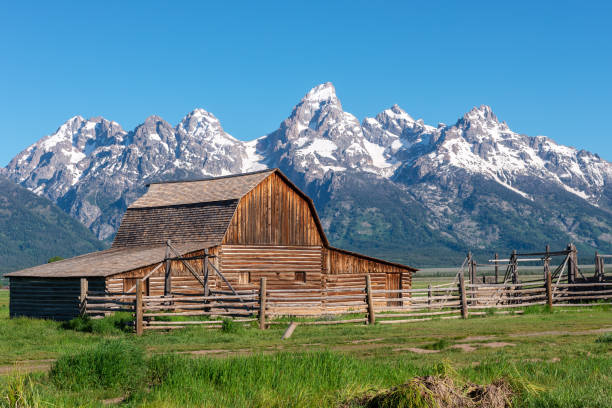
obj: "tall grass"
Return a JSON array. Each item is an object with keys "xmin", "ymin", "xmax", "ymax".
[
  {"xmin": 50, "ymin": 339, "xmax": 145, "ymax": 392},
  {"xmin": 1, "ymin": 343, "xmax": 611, "ymax": 407},
  {"xmin": 0, "ymin": 371, "xmax": 42, "ymax": 408}
]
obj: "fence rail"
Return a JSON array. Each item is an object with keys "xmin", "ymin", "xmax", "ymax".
[{"xmin": 82, "ymin": 275, "xmax": 611, "ymax": 334}]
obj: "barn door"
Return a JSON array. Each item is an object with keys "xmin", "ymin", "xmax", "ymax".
[{"xmin": 385, "ymin": 273, "xmax": 402, "ymax": 307}]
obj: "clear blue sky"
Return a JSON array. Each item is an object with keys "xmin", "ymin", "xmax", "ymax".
[{"xmin": 1, "ymin": 1, "xmax": 611, "ymax": 166}]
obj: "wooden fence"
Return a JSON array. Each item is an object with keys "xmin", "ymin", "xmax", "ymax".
[{"xmin": 82, "ymin": 274, "xmax": 612, "ymax": 334}]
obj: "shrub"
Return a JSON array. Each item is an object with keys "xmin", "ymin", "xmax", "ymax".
[
  {"xmin": 595, "ymin": 333, "xmax": 612, "ymax": 343},
  {"xmin": 62, "ymin": 312, "xmax": 132, "ymax": 335},
  {"xmin": 221, "ymin": 318, "xmax": 242, "ymax": 334},
  {"xmin": 425, "ymin": 339, "xmax": 450, "ymax": 350},
  {"xmin": 50, "ymin": 339, "xmax": 145, "ymax": 391}
]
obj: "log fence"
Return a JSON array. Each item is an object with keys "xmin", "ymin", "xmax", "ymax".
[{"xmin": 80, "ymin": 274, "xmax": 611, "ymax": 334}]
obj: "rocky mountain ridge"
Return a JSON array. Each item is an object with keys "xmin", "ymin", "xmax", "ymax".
[{"xmin": 4, "ymin": 82, "xmax": 612, "ymax": 265}]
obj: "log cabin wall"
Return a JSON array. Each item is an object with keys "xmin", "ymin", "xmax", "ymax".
[
  {"xmin": 323, "ymin": 248, "xmax": 412, "ymax": 306},
  {"xmin": 324, "ymin": 248, "xmax": 411, "ymax": 276},
  {"xmin": 218, "ymin": 245, "xmax": 323, "ymax": 291},
  {"xmin": 106, "ymin": 248, "xmax": 220, "ymax": 296},
  {"xmin": 9, "ymin": 277, "xmax": 105, "ymax": 320},
  {"xmin": 223, "ymin": 172, "xmax": 323, "ymax": 246}
]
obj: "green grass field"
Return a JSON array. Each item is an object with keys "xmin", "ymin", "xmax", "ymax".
[{"xmin": 1, "ymin": 289, "xmax": 611, "ymax": 407}]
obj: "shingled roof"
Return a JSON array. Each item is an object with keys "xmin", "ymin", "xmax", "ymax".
[
  {"xmin": 5, "ymin": 242, "xmax": 210, "ymax": 278},
  {"xmin": 112, "ymin": 200, "xmax": 238, "ymax": 248},
  {"xmin": 112, "ymin": 169, "xmax": 275, "ymax": 249},
  {"xmin": 130, "ymin": 169, "xmax": 274, "ymax": 208}
]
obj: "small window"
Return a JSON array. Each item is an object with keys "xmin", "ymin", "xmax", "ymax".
[
  {"xmin": 238, "ymin": 272, "xmax": 250, "ymax": 285},
  {"xmin": 294, "ymin": 272, "xmax": 306, "ymax": 283}
]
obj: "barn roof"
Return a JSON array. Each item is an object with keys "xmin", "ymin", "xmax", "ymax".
[
  {"xmin": 5, "ymin": 242, "xmax": 210, "ymax": 278},
  {"xmin": 131, "ymin": 169, "xmax": 274, "ymax": 208},
  {"xmin": 112, "ymin": 200, "xmax": 238, "ymax": 248}
]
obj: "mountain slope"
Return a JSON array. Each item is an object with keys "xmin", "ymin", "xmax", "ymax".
[
  {"xmin": 0, "ymin": 176, "xmax": 107, "ymax": 274},
  {"xmin": 4, "ymin": 82, "xmax": 612, "ymax": 266}
]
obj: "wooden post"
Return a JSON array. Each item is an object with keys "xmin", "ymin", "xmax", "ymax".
[
  {"xmin": 164, "ymin": 240, "xmax": 172, "ymax": 296},
  {"xmin": 494, "ymin": 253, "xmax": 499, "ymax": 284},
  {"xmin": 458, "ymin": 272, "xmax": 468, "ymax": 319},
  {"xmin": 135, "ymin": 280, "xmax": 143, "ymax": 336},
  {"xmin": 545, "ymin": 245, "xmax": 550, "ymax": 281},
  {"xmin": 259, "ymin": 277, "xmax": 267, "ymax": 330},
  {"xmin": 467, "ymin": 251, "xmax": 473, "ymax": 283},
  {"xmin": 79, "ymin": 278, "xmax": 88, "ymax": 316},
  {"xmin": 365, "ymin": 274, "xmax": 375, "ymax": 325},
  {"xmin": 545, "ymin": 262, "xmax": 553, "ymax": 309},
  {"xmin": 600, "ymin": 256, "xmax": 605, "ymax": 282},
  {"xmin": 427, "ymin": 284, "xmax": 432, "ymax": 310},
  {"xmin": 568, "ymin": 243, "xmax": 578, "ymax": 284},
  {"xmin": 281, "ymin": 322, "xmax": 299, "ymax": 340},
  {"xmin": 203, "ymin": 249, "xmax": 210, "ymax": 297},
  {"xmin": 511, "ymin": 250, "xmax": 518, "ymax": 283}
]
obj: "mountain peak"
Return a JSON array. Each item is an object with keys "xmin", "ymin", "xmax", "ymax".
[
  {"xmin": 181, "ymin": 108, "xmax": 220, "ymax": 125},
  {"xmin": 381, "ymin": 104, "xmax": 415, "ymax": 122},
  {"xmin": 463, "ymin": 105, "xmax": 499, "ymax": 123},
  {"xmin": 303, "ymin": 82, "xmax": 338, "ymax": 103}
]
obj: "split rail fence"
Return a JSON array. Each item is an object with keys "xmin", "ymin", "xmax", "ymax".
[{"xmin": 82, "ymin": 274, "xmax": 612, "ymax": 335}]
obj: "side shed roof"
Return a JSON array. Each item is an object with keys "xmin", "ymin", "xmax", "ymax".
[{"xmin": 5, "ymin": 242, "xmax": 210, "ymax": 278}]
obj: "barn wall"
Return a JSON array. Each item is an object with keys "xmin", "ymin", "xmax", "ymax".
[
  {"xmin": 223, "ymin": 172, "xmax": 323, "ymax": 246},
  {"xmin": 9, "ymin": 277, "xmax": 105, "ymax": 321},
  {"xmin": 325, "ymin": 248, "xmax": 412, "ymax": 275},
  {"xmin": 219, "ymin": 245, "xmax": 323, "ymax": 291},
  {"xmin": 107, "ymin": 248, "xmax": 220, "ymax": 296}
]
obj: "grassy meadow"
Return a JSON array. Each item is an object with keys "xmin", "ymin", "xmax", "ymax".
[{"xmin": 0, "ymin": 288, "xmax": 611, "ymax": 407}]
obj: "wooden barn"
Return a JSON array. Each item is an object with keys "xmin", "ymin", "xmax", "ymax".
[{"xmin": 6, "ymin": 169, "xmax": 416, "ymax": 320}]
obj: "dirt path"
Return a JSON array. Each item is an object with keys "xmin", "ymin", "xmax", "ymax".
[
  {"xmin": 1, "ymin": 326, "xmax": 610, "ymax": 375},
  {"xmin": 0, "ymin": 359, "xmax": 55, "ymax": 375}
]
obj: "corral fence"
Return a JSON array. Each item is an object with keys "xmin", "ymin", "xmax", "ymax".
[{"xmin": 82, "ymin": 272, "xmax": 612, "ymax": 335}]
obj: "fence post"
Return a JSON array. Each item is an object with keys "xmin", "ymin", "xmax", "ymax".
[
  {"xmin": 259, "ymin": 277, "xmax": 267, "ymax": 330},
  {"xmin": 427, "ymin": 284, "xmax": 432, "ymax": 311},
  {"xmin": 458, "ymin": 272, "xmax": 468, "ymax": 319},
  {"xmin": 568, "ymin": 243, "xmax": 578, "ymax": 283},
  {"xmin": 545, "ymin": 263, "xmax": 553, "ymax": 309},
  {"xmin": 365, "ymin": 274, "xmax": 375, "ymax": 325},
  {"xmin": 79, "ymin": 278, "xmax": 88, "ymax": 316},
  {"xmin": 494, "ymin": 253, "xmax": 499, "ymax": 284},
  {"xmin": 135, "ymin": 280, "xmax": 143, "ymax": 335}
]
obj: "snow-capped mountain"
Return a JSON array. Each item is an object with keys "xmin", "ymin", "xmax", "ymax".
[
  {"xmin": 4, "ymin": 110, "xmax": 264, "ymax": 239},
  {"xmin": 4, "ymin": 82, "xmax": 612, "ymax": 264},
  {"xmin": 396, "ymin": 105, "xmax": 612, "ymax": 205},
  {"xmin": 257, "ymin": 82, "xmax": 398, "ymax": 181}
]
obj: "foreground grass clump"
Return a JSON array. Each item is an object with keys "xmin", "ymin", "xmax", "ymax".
[
  {"xmin": 0, "ymin": 371, "xmax": 42, "ymax": 408},
  {"xmin": 595, "ymin": 332, "xmax": 612, "ymax": 343},
  {"xmin": 62, "ymin": 312, "xmax": 133, "ymax": 335},
  {"xmin": 50, "ymin": 339, "xmax": 145, "ymax": 392},
  {"xmin": 362, "ymin": 376, "xmax": 513, "ymax": 408}
]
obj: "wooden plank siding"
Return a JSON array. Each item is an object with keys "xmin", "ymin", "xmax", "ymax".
[
  {"xmin": 9, "ymin": 277, "xmax": 105, "ymax": 321},
  {"xmin": 106, "ymin": 247, "xmax": 220, "ymax": 296},
  {"xmin": 223, "ymin": 172, "xmax": 323, "ymax": 246},
  {"xmin": 219, "ymin": 245, "xmax": 323, "ymax": 291},
  {"xmin": 324, "ymin": 248, "xmax": 412, "ymax": 276}
]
